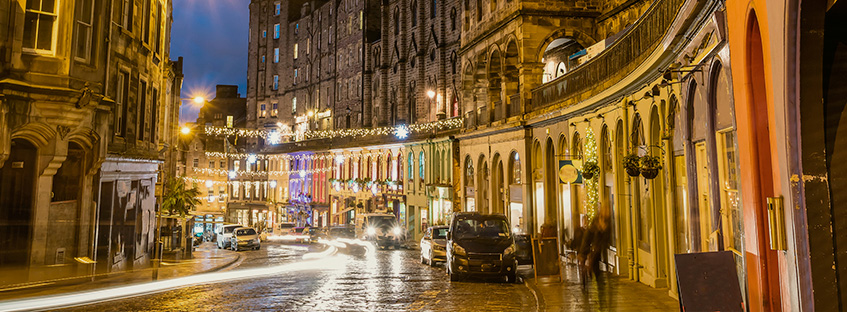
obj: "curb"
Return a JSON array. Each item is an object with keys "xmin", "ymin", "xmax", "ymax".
[
  {"xmin": 523, "ymin": 277, "xmax": 545, "ymax": 312},
  {"xmin": 205, "ymin": 253, "xmax": 243, "ymax": 273}
]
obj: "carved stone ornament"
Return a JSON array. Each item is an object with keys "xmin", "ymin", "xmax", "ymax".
[
  {"xmin": 57, "ymin": 125, "xmax": 70, "ymax": 139},
  {"xmin": 76, "ymin": 85, "xmax": 93, "ymax": 109}
]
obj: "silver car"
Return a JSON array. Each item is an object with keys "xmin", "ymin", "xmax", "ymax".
[
  {"xmin": 230, "ymin": 227, "xmax": 261, "ymax": 251},
  {"xmin": 217, "ymin": 224, "xmax": 242, "ymax": 249},
  {"xmin": 420, "ymin": 226, "xmax": 448, "ymax": 266}
]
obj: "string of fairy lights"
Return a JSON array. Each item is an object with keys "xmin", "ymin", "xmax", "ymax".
[
  {"xmin": 192, "ymin": 167, "xmax": 331, "ymax": 177},
  {"xmin": 584, "ymin": 128, "xmax": 599, "ymax": 221},
  {"xmin": 200, "ymin": 118, "xmax": 462, "ymax": 146},
  {"xmin": 304, "ymin": 117, "xmax": 462, "ymax": 140}
]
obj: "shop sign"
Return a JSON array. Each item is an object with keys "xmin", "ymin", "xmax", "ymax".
[
  {"xmin": 316, "ymin": 110, "xmax": 332, "ymax": 119},
  {"xmin": 558, "ymin": 160, "xmax": 582, "ymax": 184}
]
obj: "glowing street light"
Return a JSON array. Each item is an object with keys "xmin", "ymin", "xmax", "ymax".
[
  {"xmin": 180, "ymin": 126, "xmax": 191, "ymax": 135},
  {"xmin": 395, "ymin": 125, "xmax": 409, "ymax": 139},
  {"xmin": 426, "ymin": 90, "xmax": 436, "ymax": 99},
  {"xmin": 307, "ymin": 110, "xmax": 315, "ymax": 117},
  {"xmin": 247, "ymin": 154, "xmax": 257, "ymax": 164},
  {"xmin": 192, "ymin": 96, "xmax": 205, "ymax": 104}
]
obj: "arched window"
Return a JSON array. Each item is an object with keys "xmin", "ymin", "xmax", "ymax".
[
  {"xmin": 465, "ymin": 157, "xmax": 474, "ymax": 187},
  {"xmin": 450, "ymin": 8, "xmax": 457, "ymax": 31},
  {"xmin": 431, "ymin": 0, "xmax": 436, "ymax": 19},
  {"xmin": 419, "ymin": 151, "xmax": 425, "ymax": 184},
  {"xmin": 476, "ymin": 0, "xmax": 482, "ymax": 21},
  {"xmin": 408, "ymin": 152, "xmax": 414, "ymax": 180},
  {"xmin": 411, "ymin": 0, "xmax": 418, "ymax": 26},
  {"xmin": 556, "ymin": 62, "xmax": 566, "ymax": 78},
  {"xmin": 394, "ymin": 8, "xmax": 400, "ymax": 35},
  {"xmin": 510, "ymin": 152, "xmax": 521, "ymax": 185}
]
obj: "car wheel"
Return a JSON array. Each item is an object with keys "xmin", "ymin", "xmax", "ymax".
[
  {"xmin": 449, "ymin": 271, "xmax": 461, "ymax": 282},
  {"xmin": 506, "ymin": 271, "xmax": 517, "ymax": 283}
]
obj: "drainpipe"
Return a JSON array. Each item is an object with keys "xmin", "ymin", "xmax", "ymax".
[{"xmin": 623, "ymin": 98, "xmax": 638, "ymax": 281}]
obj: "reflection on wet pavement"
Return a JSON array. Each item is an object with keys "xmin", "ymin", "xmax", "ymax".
[{"xmin": 64, "ymin": 242, "xmax": 535, "ymax": 311}]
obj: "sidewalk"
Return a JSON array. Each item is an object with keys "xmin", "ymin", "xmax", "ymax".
[
  {"xmin": 0, "ymin": 242, "xmax": 241, "ymax": 301},
  {"xmin": 521, "ymin": 264, "xmax": 679, "ymax": 311}
]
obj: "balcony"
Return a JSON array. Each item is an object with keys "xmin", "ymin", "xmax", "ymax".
[
  {"xmin": 493, "ymin": 100, "xmax": 504, "ymax": 122},
  {"xmin": 477, "ymin": 106, "xmax": 489, "ymax": 126},
  {"xmin": 464, "ymin": 111, "xmax": 476, "ymax": 129},
  {"xmin": 508, "ymin": 94, "xmax": 521, "ymax": 118},
  {"xmin": 530, "ymin": 0, "xmax": 685, "ymax": 111}
]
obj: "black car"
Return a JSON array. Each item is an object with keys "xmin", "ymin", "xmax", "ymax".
[
  {"xmin": 446, "ymin": 212, "xmax": 518, "ymax": 282},
  {"xmin": 328, "ymin": 226, "xmax": 356, "ymax": 240}
]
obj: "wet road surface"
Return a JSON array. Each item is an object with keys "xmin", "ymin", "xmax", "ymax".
[{"xmin": 61, "ymin": 241, "xmax": 536, "ymax": 311}]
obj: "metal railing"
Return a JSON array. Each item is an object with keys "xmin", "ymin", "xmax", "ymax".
[{"xmin": 530, "ymin": 0, "xmax": 685, "ymax": 110}]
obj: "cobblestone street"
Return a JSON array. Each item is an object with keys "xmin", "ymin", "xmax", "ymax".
[{"xmin": 61, "ymin": 242, "xmax": 535, "ymax": 311}]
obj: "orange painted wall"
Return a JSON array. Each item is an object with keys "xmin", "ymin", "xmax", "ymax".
[{"xmin": 724, "ymin": 0, "xmax": 784, "ymax": 311}]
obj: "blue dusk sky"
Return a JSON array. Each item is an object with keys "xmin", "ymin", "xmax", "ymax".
[{"xmin": 172, "ymin": 0, "xmax": 249, "ymax": 123}]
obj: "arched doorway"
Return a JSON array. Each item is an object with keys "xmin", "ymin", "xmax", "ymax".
[
  {"xmin": 743, "ymin": 12, "xmax": 781, "ymax": 309},
  {"xmin": 491, "ymin": 153, "xmax": 504, "ymax": 214},
  {"xmin": 532, "ymin": 140, "xmax": 543, "ymax": 233},
  {"xmin": 464, "ymin": 156, "xmax": 475, "ymax": 211},
  {"xmin": 543, "ymin": 138, "xmax": 557, "ymax": 233},
  {"xmin": 0, "ymin": 139, "xmax": 38, "ymax": 267},
  {"xmin": 508, "ymin": 152, "xmax": 523, "ymax": 232},
  {"xmin": 478, "ymin": 156, "xmax": 490, "ymax": 213}
]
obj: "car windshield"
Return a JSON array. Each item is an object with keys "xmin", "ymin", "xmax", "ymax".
[
  {"xmin": 453, "ymin": 216, "xmax": 510, "ymax": 239},
  {"xmin": 368, "ymin": 216, "xmax": 395, "ymax": 228},
  {"xmin": 236, "ymin": 228, "xmax": 256, "ymax": 236},
  {"xmin": 432, "ymin": 228, "xmax": 448, "ymax": 239},
  {"xmin": 223, "ymin": 226, "xmax": 238, "ymax": 234}
]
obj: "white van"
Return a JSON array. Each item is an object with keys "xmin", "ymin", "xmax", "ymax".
[{"xmin": 217, "ymin": 224, "xmax": 242, "ymax": 249}]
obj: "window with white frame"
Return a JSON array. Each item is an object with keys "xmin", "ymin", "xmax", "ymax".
[
  {"xmin": 260, "ymin": 104, "xmax": 267, "ymax": 117},
  {"xmin": 75, "ymin": 0, "xmax": 95, "ymax": 62},
  {"xmin": 272, "ymin": 103, "xmax": 278, "ymax": 117},
  {"xmin": 292, "ymin": 97, "xmax": 297, "ymax": 115},
  {"xmin": 274, "ymin": 24, "xmax": 280, "ymax": 39},
  {"xmin": 273, "ymin": 75, "xmax": 279, "ymax": 90},
  {"xmin": 24, "ymin": 0, "xmax": 59, "ymax": 53},
  {"xmin": 293, "ymin": 44, "xmax": 298, "ymax": 59},
  {"xmin": 274, "ymin": 2, "xmax": 281, "ymax": 15},
  {"xmin": 274, "ymin": 48, "xmax": 279, "ymax": 63}
]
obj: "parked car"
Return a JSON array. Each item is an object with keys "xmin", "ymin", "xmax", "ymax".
[
  {"xmin": 216, "ymin": 224, "xmax": 242, "ymax": 249},
  {"xmin": 230, "ymin": 227, "xmax": 261, "ymax": 251},
  {"xmin": 420, "ymin": 226, "xmax": 448, "ymax": 266},
  {"xmin": 327, "ymin": 226, "xmax": 356, "ymax": 240},
  {"xmin": 446, "ymin": 212, "xmax": 518, "ymax": 283}
]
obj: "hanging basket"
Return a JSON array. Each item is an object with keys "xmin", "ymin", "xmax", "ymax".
[
  {"xmin": 582, "ymin": 161, "xmax": 600, "ymax": 180},
  {"xmin": 639, "ymin": 155, "xmax": 663, "ymax": 179},
  {"xmin": 641, "ymin": 168, "xmax": 659, "ymax": 179},
  {"xmin": 623, "ymin": 154, "xmax": 641, "ymax": 177}
]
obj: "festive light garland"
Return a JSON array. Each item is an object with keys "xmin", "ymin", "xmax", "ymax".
[
  {"xmin": 192, "ymin": 166, "xmax": 331, "ymax": 177},
  {"xmin": 203, "ymin": 125, "xmax": 294, "ymax": 138},
  {"xmin": 304, "ymin": 117, "xmax": 463, "ymax": 140},
  {"xmin": 584, "ymin": 128, "xmax": 599, "ymax": 221}
]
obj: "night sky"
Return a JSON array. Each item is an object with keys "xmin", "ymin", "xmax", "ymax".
[{"xmin": 171, "ymin": 0, "xmax": 249, "ymax": 123}]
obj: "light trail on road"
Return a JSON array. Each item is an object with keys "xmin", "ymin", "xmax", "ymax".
[{"xmin": 0, "ymin": 246, "xmax": 343, "ymax": 312}]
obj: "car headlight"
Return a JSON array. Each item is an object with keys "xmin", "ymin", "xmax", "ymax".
[
  {"xmin": 393, "ymin": 227, "xmax": 402, "ymax": 236},
  {"xmin": 453, "ymin": 244, "xmax": 466, "ymax": 256},
  {"xmin": 367, "ymin": 227, "xmax": 376, "ymax": 236},
  {"xmin": 503, "ymin": 245, "xmax": 515, "ymax": 255}
]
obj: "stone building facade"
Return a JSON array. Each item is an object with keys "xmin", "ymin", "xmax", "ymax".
[{"xmin": 0, "ymin": 0, "xmax": 180, "ymax": 284}]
